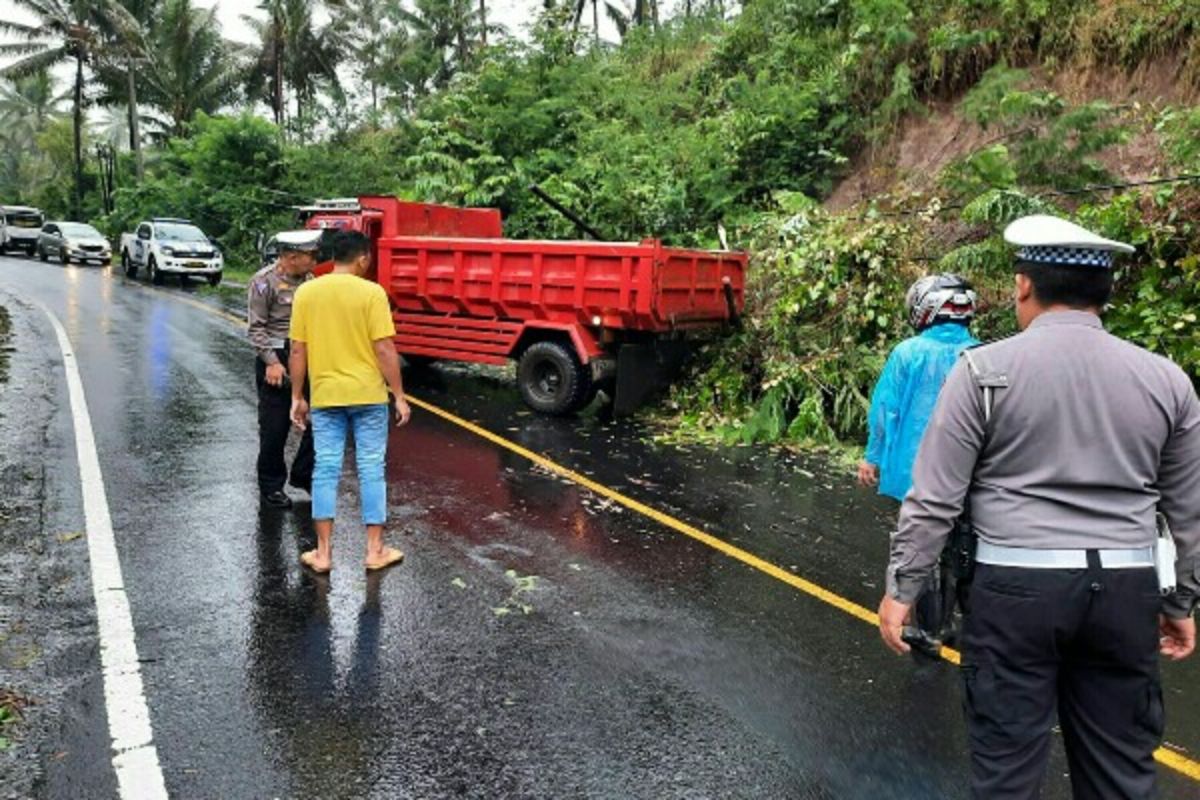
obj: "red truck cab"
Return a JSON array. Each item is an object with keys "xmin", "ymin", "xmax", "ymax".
[{"xmin": 295, "ymin": 196, "xmax": 746, "ymax": 415}]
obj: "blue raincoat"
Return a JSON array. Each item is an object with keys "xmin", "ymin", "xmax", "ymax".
[{"xmin": 865, "ymin": 323, "xmax": 980, "ymax": 501}]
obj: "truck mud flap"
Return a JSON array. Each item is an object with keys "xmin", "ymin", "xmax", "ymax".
[{"xmin": 613, "ymin": 341, "xmax": 690, "ymax": 417}]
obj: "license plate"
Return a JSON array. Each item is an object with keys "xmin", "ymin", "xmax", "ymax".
[
  {"xmin": 88, "ymin": 259, "xmax": 102, "ymax": 265},
  {"xmin": 186, "ymin": 261, "xmax": 205, "ymax": 269}
]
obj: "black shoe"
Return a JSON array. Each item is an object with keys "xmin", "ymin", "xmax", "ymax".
[{"xmin": 262, "ymin": 490, "xmax": 292, "ymax": 509}]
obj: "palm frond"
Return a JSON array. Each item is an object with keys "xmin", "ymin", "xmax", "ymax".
[
  {"xmin": 604, "ymin": 1, "xmax": 629, "ymax": 37},
  {"xmin": 0, "ymin": 47, "xmax": 70, "ymax": 79},
  {"xmin": 0, "ymin": 19, "xmax": 47, "ymax": 39},
  {"xmin": 0, "ymin": 41, "xmax": 55, "ymax": 57}
]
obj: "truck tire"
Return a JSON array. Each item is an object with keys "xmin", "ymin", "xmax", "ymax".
[
  {"xmin": 122, "ymin": 250, "xmax": 137, "ymax": 278},
  {"xmin": 38, "ymin": 245, "xmax": 47, "ymax": 262},
  {"xmin": 517, "ymin": 340, "xmax": 592, "ymax": 416},
  {"xmin": 403, "ymin": 355, "xmax": 437, "ymax": 369},
  {"xmin": 149, "ymin": 255, "xmax": 164, "ymax": 285},
  {"xmin": 207, "ymin": 272, "xmax": 221, "ymax": 287}
]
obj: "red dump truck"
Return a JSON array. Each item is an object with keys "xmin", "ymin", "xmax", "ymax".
[{"xmin": 291, "ymin": 196, "xmax": 746, "ymax": 415}]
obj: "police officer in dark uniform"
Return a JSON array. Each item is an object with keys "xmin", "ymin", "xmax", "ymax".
[
  {"xmin": 248, "ymin": 230, "xmax": 320, "ymax": 508},
  {"xmin": 879, "ymin": 215, "xmax": 1199, "ymax": 798}
]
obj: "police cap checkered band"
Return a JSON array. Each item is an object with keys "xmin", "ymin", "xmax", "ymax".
[{"xmin": 1016, "ymin": 245, "xmax": 1115, "ymax": 269}]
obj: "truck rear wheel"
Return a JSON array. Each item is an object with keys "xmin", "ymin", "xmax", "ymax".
[
  {"xmin": 517, "ymin": 340, "xmax": 593, "ymax": 416},
  {"xmin": 122, "ymin": 250, "xmax": 137, "ymax": 278},
  {"xmin": 403, "ymin": 355, "xmax": 437, "ymax": 369}
]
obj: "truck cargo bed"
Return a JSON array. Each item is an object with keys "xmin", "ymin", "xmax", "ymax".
[{"xmin": 377, "ymin": 236, "xmax": 745, "ymax": 332}]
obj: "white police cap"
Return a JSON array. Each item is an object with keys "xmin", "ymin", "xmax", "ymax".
[
  {"xmin": 275, "ymin": 229, "xmax": 322, "ymax": 252},
  {"xmin": 1003, "ymin": 214, "xmax": 1134, "ymax": 269}
]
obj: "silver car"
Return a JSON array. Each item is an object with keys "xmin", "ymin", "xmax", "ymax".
[{"xmin": 37, "ymin": 221, "xmax": 112, "ymax": 266}]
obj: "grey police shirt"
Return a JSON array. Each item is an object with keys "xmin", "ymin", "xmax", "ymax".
[
  {"xmin": 247, "ymin": 262, "xmax": 309, "ymax": 366},
  {"xmin": 887, "ymin": 310, "xmax": 1200, "ymax": 617}
]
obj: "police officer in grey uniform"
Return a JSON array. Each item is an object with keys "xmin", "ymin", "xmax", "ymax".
[
  {"xmin": 248, "ymin": 230, "xmax": 320, "ymax": 508},
  {"xmin": 879, "ymin": 215, "xmax": 1199, "ymax": 798}
]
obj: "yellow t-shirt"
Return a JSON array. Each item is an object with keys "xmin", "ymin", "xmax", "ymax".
[{"xmin": 289, "ymin": 273, "xmax": 396, "ymax": 408}]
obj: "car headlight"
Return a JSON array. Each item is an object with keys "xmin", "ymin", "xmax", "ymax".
[{"xmin": 160, "ymin": 245, "xmax": 175, "ymax": 256}]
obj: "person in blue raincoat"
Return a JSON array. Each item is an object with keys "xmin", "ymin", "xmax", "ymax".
[{"xmin": 858, "ymin": 274, "xmax": 980, "ymax": 501}]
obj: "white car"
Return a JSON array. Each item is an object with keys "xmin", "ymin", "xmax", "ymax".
[
  {"xmin": 0, "ymin": 205, "xmax": 46, "ymax": 255},
  {"xmin": 120, "ymin": 218, "xmax": 224, "ymax": 286},
  {"xmin": 37, "ymin": 221, "xmax": 112, "ymax": 265}
]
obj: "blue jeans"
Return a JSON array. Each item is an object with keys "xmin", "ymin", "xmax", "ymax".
[{"xmin": 311, "ymin": 404, "xmax": 389, "ymax": 524}]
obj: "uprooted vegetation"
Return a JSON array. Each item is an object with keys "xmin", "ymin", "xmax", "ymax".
[{"xmin": 656, "ymin": 0, "xmax": 1200, "ymax": 448}]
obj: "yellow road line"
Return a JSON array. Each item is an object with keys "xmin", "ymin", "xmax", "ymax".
[
  {"xmin": 161, "ymin": 283, "xmax": 1200, "ymax": 782},
  {"xmin": 141, "ymin": 284, "xmax": 246, "ymax": 327},
  {"xmin": 411, "ymin": 396, "xmax": 883, "ymax": 620},
  {"xmin": 1157, "ymin": 747, "xmax": 1200, "ymax": 781},
  {"xmin": 408, "ymin": 400, "xmax": 1197, "ymax": 780}
]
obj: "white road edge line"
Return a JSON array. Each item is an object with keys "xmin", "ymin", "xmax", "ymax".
[{"xmin": 36, "ymin": 301, "xmax": 169, "ymax": 800}]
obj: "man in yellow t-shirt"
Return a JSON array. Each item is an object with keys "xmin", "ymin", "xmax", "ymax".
[{"xmin": 288, "ymin": 230, "xmax": 411, "ymax": 573}]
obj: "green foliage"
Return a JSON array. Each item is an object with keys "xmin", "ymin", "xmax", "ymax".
[
  {"xmin": 667, "ymin": 209, "xmax": 929, "ymax": 445},
  {"xmin": 960, "ymin": 66, "xmax": 1060, "ymax": 128},
  {"xmin": 1083, "ymin": 190, "xmax": 1200, "ymax": 374},
  {"xmin": 1156, "ymin": 106, "xmax": 1200, "ymax": 170},
  {"xmin": 103, "ymin": 113, "xmax": 293, "ymax": 272},
  {"xmin": 960, "ymin": 188, "xmax": 1057, "ymax": 227},
  {"xmin": 941, "ymin": 144, "xmax": 1018, "ymax": 196},
  {"xmin": 944, "ymin": 65, "xmax": 1129, "ymax": 197}
]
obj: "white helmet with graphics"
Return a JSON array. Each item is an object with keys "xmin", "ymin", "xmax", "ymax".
[{"xmin": 906, "ymin": 273, "xmax": 977, "ymax": 331}]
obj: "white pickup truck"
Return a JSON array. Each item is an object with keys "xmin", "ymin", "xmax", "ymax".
[{"xmin": 120, "ymin": 217, "xmax": 223, "ymax": 286}]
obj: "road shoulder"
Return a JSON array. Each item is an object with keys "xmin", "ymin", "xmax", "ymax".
[{"xmin": 0, "ymin": 294, "xmax": 115, "ymax": 799}]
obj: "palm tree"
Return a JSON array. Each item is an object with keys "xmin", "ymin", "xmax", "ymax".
[
  {"xmin": 140, "ymin": 0, "xmax": 240, "ymax": 136},
  {"xmin": 0, "ymin": 70, "xmax": 68, "ymax": 136},
  {"xmin": 339, "ymin": 0, "xmax": 382, "ymax": 113},
  {"xmin": 0, "ymin": 71, "xmax": 70, "ymax": 204},
  {"xmin": 396, "ymin": 0, "xmax": 480, "ymax": 91},
  {"xmin": 244, "ymin": 0, "xmax": 343, "ymax": 140},
  {"xmin": 243, "ymin": 3, "xmax": 285, "ymax": 128},
  {"xmin": 0, "ymin": 0, "xmax": 116, "ymax": 217},
  {"xmin": 601, "ymin": 0, "xmax": 655, "ymax": 39},
  {"xmin": 98, "ymin": 0, "xmax": 161, "ymax": 179}
]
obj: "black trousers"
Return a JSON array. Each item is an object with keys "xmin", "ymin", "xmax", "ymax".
[
  {"xmin": 961, "ymin": 560, "xmax": 1164, "ymax": 799},
  {"xmin": 255, "ymin": 349, "xmax": 314, "ymax": 494}
]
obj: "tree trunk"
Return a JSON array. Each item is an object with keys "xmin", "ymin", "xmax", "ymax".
[
  {"xmin": 274, "ymin": 30, "xmax": 285, "ymax": 133},
  {"xmin": 593, "ymin": 0, "xmax": 599, "ymax": 41},
  {"xmin": 479, "ymin": 0, "xmax": 487, "ymax": 47},
  {"xmin": 72, "ymin": 53, "xmax": 83, "ymax": 219},
  {"xmin": 127, "ymin": 57, "xmax": 144, "ymax": 181}
]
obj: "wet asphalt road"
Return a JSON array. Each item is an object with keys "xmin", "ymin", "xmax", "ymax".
[{"xmin": 2, "ymin": 254, "xmax": 1199, "ymax": 799}]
